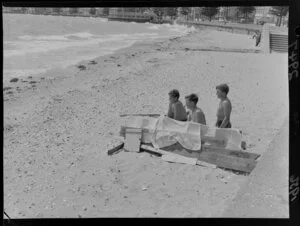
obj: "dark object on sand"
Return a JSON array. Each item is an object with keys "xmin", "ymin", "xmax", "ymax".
[
  {"xmin": 29, "ymin": 81, "xmax": 37, "ymax": 84},
  {"xmin": 3, "ymin": 87, "xmax": 12, "ymax": 91},
  {"xmin": 6, "ymin": 91, "xmax": 13, "ymax": 95},
  {"xmin": 10, "ymin": 78, "xmax": 19, "ymax": 83},
  {"xmin": 28, "ymin": 76, "xmax": 33, "ymax": 79},
  {"xmin": 117, "ymin": 64, "xmax": 121, "ymax": 67},
  {"xmin": 107, "ymin": 143, "xmax": 124, "ymax": 155},
  {"xmin": 89, "ymin": 60, "xmax": 97, "ymax": 65},
  {"xmin": 77, "ymin": 65, "xmax": 86, "ymax": 70}
]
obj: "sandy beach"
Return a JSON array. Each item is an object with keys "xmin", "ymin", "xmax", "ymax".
[{"xmin": 4, "ymin": 27, "xmax": 289, "ymax": 218}]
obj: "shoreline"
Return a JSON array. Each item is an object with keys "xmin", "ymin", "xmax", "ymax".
[
  {"xmin": 3, "ymin": 28, "xmax": 193, "ymax": 89},
  {"xmin": 4, "ymin": 28, "xmax": 288, "ymax": 218}
]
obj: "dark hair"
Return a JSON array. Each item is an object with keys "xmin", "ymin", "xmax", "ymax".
[
  {"xmin": 216, "ymin": 83, "xmax": 229, "ymax": 95},
  {"xmin": 168, "ymin": 89, "xmax": 180, "ymax": 99},
  {"xmin": 185, "ymin": 93, "xmax": 198, "ymax": 104}
]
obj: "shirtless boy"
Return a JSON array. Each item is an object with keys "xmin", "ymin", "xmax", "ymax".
[
  {"xmin": 167, "ymin": 89, "xmax": 187, "ymax": 121},
  {"xmin": 215, "ymin": 83, "xmax": 232, "ymax": 128},
  {"xmin": 185, "ymin": 93, "xmax": 206, "ymax": 125}
]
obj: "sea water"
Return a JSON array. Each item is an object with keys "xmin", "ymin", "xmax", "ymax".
[{"xmin": 3, "ymin": 13, "xmax": 195, "ymax": 81}]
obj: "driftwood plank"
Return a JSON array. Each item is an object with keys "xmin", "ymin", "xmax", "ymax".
[
  {"xmin": 162, "ymin": 154, "xmax": 197, "ymax": 165},
  {"xmin": 120, "ymin": 114, "xmax": 160, "ymax": 117},
  {"xmin": 141, "ymin": 145, "xmax": 179, "ymax": 156},
  {"xmin": 198, "ymin": 151, "xmax": 257, "ymax": 173},
  {"xmin": 141, "ymin": 145, "xmax": 216, "ymax": 168},
  {"xmin": 203, "ymin": 145, "xmax": 261, "ymax": 160},
  {"xmin": 107, "ymin": 143, "xmax": 124, "ymax": 155}
]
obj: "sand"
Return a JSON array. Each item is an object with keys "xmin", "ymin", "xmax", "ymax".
[{"xmin": 3, "ymin": 28, "xmax": 289, "ymax": 218}]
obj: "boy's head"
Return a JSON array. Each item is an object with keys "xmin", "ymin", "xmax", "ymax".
[
  {"xmin": 185, "ymin": 93, "xmax": 198, "ymax": 109},
  {"xmin": 168, "ymin": 89, "xmax": 180, "ymax": 103},
  {"xmin": 216, "ymin": 83, "xmax": 229, "ymax": 99}
]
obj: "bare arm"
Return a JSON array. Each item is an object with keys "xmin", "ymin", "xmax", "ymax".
[
  {"xmin": 167, "ymin": 103, "xmax": 173, "ymax": 118},
  {"xmin": 219, "ymin": 101, "xmax": 231, "ymax": 128}
]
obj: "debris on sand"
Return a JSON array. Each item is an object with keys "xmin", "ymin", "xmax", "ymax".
[
  {"xmin": 6, "ymin": 91, "xmax": 14, "ymax": 95},
  {"xmin": 77, "ymin": 65, "xmax": 87, "ymax": 70},
  {"xmin": 88, "ymin": 60, "xmax": 97, "ymax": 65},
  {"xmin": 10, "ymin": 78, "xmax": 19, "ymax": 83},
  {"xmin": 3, "ymin": 87, "xmax": 12, "ymax": 91}
]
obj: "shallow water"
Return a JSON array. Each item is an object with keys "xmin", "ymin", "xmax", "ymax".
[{"xmin": 3, "ymin": 13, "xmax": 195, "ymax": 81}]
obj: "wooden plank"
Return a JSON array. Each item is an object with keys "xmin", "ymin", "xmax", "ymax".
[
  {"xmin": 120, "ymin": 113, "xmax": 160, "ymax": 117},
  {"xmin": 141, "ymin": 145, "xmax": 216, "ymax": 168},
  {"xmin": 198, "ymin": 151, "xmax": 257, "ymax": 173},
  {"xmin": 161, "ymin": 142, "xmax": 201, "ymax": 159},
  {"xmin": 162, "ymin": 154, "xmax": 197, "ymax": 165},
  {"xmin": 107, "ymin": 143, "xmax": 124, "ymax": 155},
  {"xmin": 141, "ymin": 144, "xmax": 179, "ymax": 156},
  {"xmin": 124, "ymin": 128, "xmax": 142, "ymax": 152},
  {"xmin": 203, "ymin": 145, "xmax": 261, "ymax": 160},
  {"xmin": 196, "ymin": 160, "xmax": 217, "ymax": 169}
]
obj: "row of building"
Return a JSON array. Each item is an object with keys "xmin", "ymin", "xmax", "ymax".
[{"xmin": 2, "ymin": 7, "xmax": 288, "ymax": 26}]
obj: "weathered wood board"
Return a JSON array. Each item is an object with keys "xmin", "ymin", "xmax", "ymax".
[
  {"xmin": 198, "ymin": 151, "xmax": 257, "ymax": 173},
  {"xmin": 145, "ymin": 143, "xmax": 258, "ymax": 173},
  {"xmin": 107, "ymin": 143, "xmax": 124, "ymax": 155},
  {"xmin": 203, "ymin": 145, "xmax": 261, "ymax": 160}
]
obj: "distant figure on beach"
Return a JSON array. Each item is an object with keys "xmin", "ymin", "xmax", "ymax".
[
  {"xmin": 185, "ymin": 93, "xmax": 206, "ymax": 125},
  {"xmin": 167, "ymin": 89, "xmax": 187, "ymax": 121},
  {"xmin": 215, "ymin": 83, "xmax": 232, "ymax": 128},
  {"xmin": 252, "ymin": 31, "xmax": 261, "ymax": 46}
]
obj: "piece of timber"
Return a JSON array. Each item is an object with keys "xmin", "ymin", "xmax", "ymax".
[
  {"xmin": 107, "ymin": 143, "xmax": 124, "ymax": 155},
  {"xmin": 120, "ymin": 114, "xmax": 161, "ymax": 117},
  {"xmin": 141, "ymin": 145, "xmax": 179, "ymax": 156},
  {"xmin": 141, "ymin": 145, "xmax": 216, "ymax": 168},
  {"xmin": 162, "ymin": 154, "xmax": 197, "ymax": 165},
  {"xmin": 203, "ymin": 145, "xmax": 261, "ymax": 160},
  {"xmin": 198, "ymin": 151, "xmax": 257, "ymax": 173}
]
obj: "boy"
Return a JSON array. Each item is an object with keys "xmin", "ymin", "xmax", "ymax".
[
  {"xmin": 167, "ymin": 89, "xmax": 187, "ymax": 121},
  {"xmin": 185, "ymin": 93, "xmax": 206, "ymax": 125},
  {"xmin": 215, "ymin": 83, "xmax": 232, "ymax": 128}
]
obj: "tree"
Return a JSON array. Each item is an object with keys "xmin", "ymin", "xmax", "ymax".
[
  {"xmin": 102, "ymin": 8, "xmax": 110, "ymax": 16},
  {"xmin": 179, "ymin": 7, "xmax": 192, "ymax": 20},
  {"xmin": 237, "ymin": 6, "xmax": 255, "ymax": 20},
  {"xmin": 194, "ymin": 7, "xmax": 202, "ymax": 20},
  {"xmin": 201, "ymin": 7, "xmax": 219, "ymax": 22},
  {"xmin": 53, "ymin": 8, "xmax": 62, "ymax": 14},
  {"xmin": 165, "ymin": 7, "xmax": 178, "ymax": 20},
  {"xmin": 152, "ymin": 7, "xmax": 165, "ymax": 20},
  {"xmin": 34, "ymin": 8, "xmax": 46, "ymax": 15},
  {"xmin": 89, "ymin": 8, "xmax": 96, "ymax": 15},
  {"xmin": 69, "ymin": 8, "xmax": 79, "ymax": 14},
  {"xmin": 269, "ymin": 6, "xmax": 289, "ymax": 26}
]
